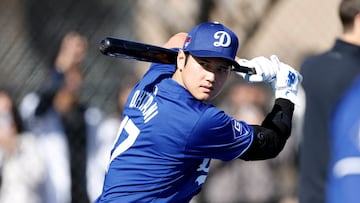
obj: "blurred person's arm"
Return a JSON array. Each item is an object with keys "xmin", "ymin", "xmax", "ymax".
[{"xmin": 35, "ymin": 32, "xmax": 87, "ymax": 116}]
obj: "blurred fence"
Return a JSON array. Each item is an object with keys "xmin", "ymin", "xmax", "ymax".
[
  {"xmin": 1, "ymin": 0, "xmax": 137, "ymax": 113},
  {"xmin": 0, "ymin": 0, "xmax": 341, "ymax": 113}
]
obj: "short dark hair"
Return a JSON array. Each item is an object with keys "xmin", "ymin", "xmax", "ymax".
[{"xmin": 339, "ymin": 0, "xmax": 360, "ymax": 31}]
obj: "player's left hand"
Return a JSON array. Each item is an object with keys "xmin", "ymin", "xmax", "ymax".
[
  {"xmin": 236, "ymin": 55, "xmax": 280, "ymax": 83},
  {"xmin": 237, "ymin": 55, "xmax": 303, "ymax": 105},
  {"xmin": 271, "ymin": 61, "xmax": 303, "ymax": 105}
]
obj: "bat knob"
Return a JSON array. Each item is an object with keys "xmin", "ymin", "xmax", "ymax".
[{"xmin": 99, "ymin": 38, "xmax": 111, "ymax": 54}]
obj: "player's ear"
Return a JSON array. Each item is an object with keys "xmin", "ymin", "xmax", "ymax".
[{"xmin": 177, "ymin": 49, "xmax": 186, "ymax": 70}]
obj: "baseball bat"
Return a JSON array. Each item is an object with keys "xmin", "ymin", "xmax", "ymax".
[{"xmin": 99, "ymin": 37, "xmax": 256, "ymax": 74}]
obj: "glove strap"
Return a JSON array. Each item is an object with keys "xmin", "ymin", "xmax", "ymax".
[{"xmin": 275, "ymin": 88, "xmax": 298, "ymax": 105}]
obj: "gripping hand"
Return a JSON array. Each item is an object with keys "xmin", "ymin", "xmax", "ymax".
[
  {"xmin": 236, "ymin": 55, "xmax": 280, "ymax": 83},
  {"xmin": 271, "ymin": 62, "xmax": 302, "ymax": 105},
  {"xmin": 237, "ymin": 55, "xmax": 302, "ymax": 104}
]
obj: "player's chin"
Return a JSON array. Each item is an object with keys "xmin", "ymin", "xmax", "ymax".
[
  {"xmin": 198, "ymin": 92, "xmax": 217, "ymax": 102},
  {"xmin": 193, "ymin": 92, "xmax": 211, "ymax": 101},
  {"xmin": 208, "ymin": 93, "xmax": 220, "ymax": 101},
  {"xmin": 194, "ymin": 87, "xmax": 219, "ymax": 101}
]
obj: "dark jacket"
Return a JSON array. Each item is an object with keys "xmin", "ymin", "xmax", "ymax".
[{"xmin": 299, "ymin": 39, "xmax": 360, "ymax": 203}]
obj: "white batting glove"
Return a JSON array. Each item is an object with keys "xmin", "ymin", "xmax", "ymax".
[
  {"xmin": 236, "ymin": 55, "xmax": 280, "ymax": 83},
  {"xmin": 271, "ymin": 62, "xmax": 303, "ymax": 105}
]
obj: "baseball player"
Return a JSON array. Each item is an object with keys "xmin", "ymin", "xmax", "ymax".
[{"xmin": 95, "ymin": 22, "xmax": 302, "ymax": 203}]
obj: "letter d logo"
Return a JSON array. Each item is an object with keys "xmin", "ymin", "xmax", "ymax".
[{"xmin": 213, "ymin": 31, "xmax": 231, "ymax": 47}]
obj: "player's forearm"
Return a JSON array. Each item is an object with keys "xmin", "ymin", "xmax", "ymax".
[{"xmin": 240, "ymin": 98, "xmax": 294, "ymax": 161}]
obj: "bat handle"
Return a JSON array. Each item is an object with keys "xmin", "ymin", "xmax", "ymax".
[{"xmin": 233, "ymin": 66, "xmax": 257, "ymax": 75}]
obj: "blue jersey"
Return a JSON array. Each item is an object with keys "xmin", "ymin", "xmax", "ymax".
[
  {"xmin": 96, "ymin": 63, "xmax": 254, "ymax": 203},
  {"xmin": 327, "ymin": 76, "xmax": 360, "ymax": 203}
]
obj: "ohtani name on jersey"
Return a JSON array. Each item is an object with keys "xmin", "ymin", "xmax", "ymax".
[{"xmin": 129, "ymin": 90, "xmax": 158, "ymax": 123}]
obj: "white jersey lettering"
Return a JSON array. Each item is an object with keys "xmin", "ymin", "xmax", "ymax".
[{"xmin": 129, "ymin": 90, "xmax": 158, "ymax": 123}]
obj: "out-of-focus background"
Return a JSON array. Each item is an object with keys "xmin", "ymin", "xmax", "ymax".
[
  {"xmin": 0, "ymin": 0, "xmax": 341, "ymax": 113},
  {"xmin": 0, "ymin": 0, "xmax": 342, "ymax": 203}
]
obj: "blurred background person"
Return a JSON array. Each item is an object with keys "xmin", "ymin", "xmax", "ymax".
[
  {"xmin": 327, "ymin": 75, "xmax": 360, "ymax": 203},
  {"xmin": 219, "ymin": 80, "xmax": 272, "ymax": 121},
  {"xmin": 19, "ymin": 32, "xmax": 103, "ymax": 203},
  {"xmin": 299, "ymin": 0, "xmax": 360, "ymax": 202},
  {"xmin": 0, "ymin": 88, "xmax": 45, "ymax": 203}
]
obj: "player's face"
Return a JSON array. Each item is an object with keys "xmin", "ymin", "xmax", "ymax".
[{"xmin": 175, "ymin": 51, "xmax": 231, "ymax": 101}]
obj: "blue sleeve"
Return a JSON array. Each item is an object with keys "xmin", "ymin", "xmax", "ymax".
[
  {"xmin": 327, "ymin": 77, "xmax": 360, "ymax": 203},
  {"xmin": 136, "ymin": 63, "xmax": 176, "ymax": 92},
  {"xmin": 185, "ymin": 107, "xmax": 253, "ymax": 161}
]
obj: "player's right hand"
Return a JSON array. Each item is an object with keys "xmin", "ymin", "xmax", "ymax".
[
  {"xmin": 163, "ymin": 32, "xmax": 187, "ymax": 49},
  {"xmin": 236, "ymin": 55, "xmax": 280, "ymax": 83}
]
